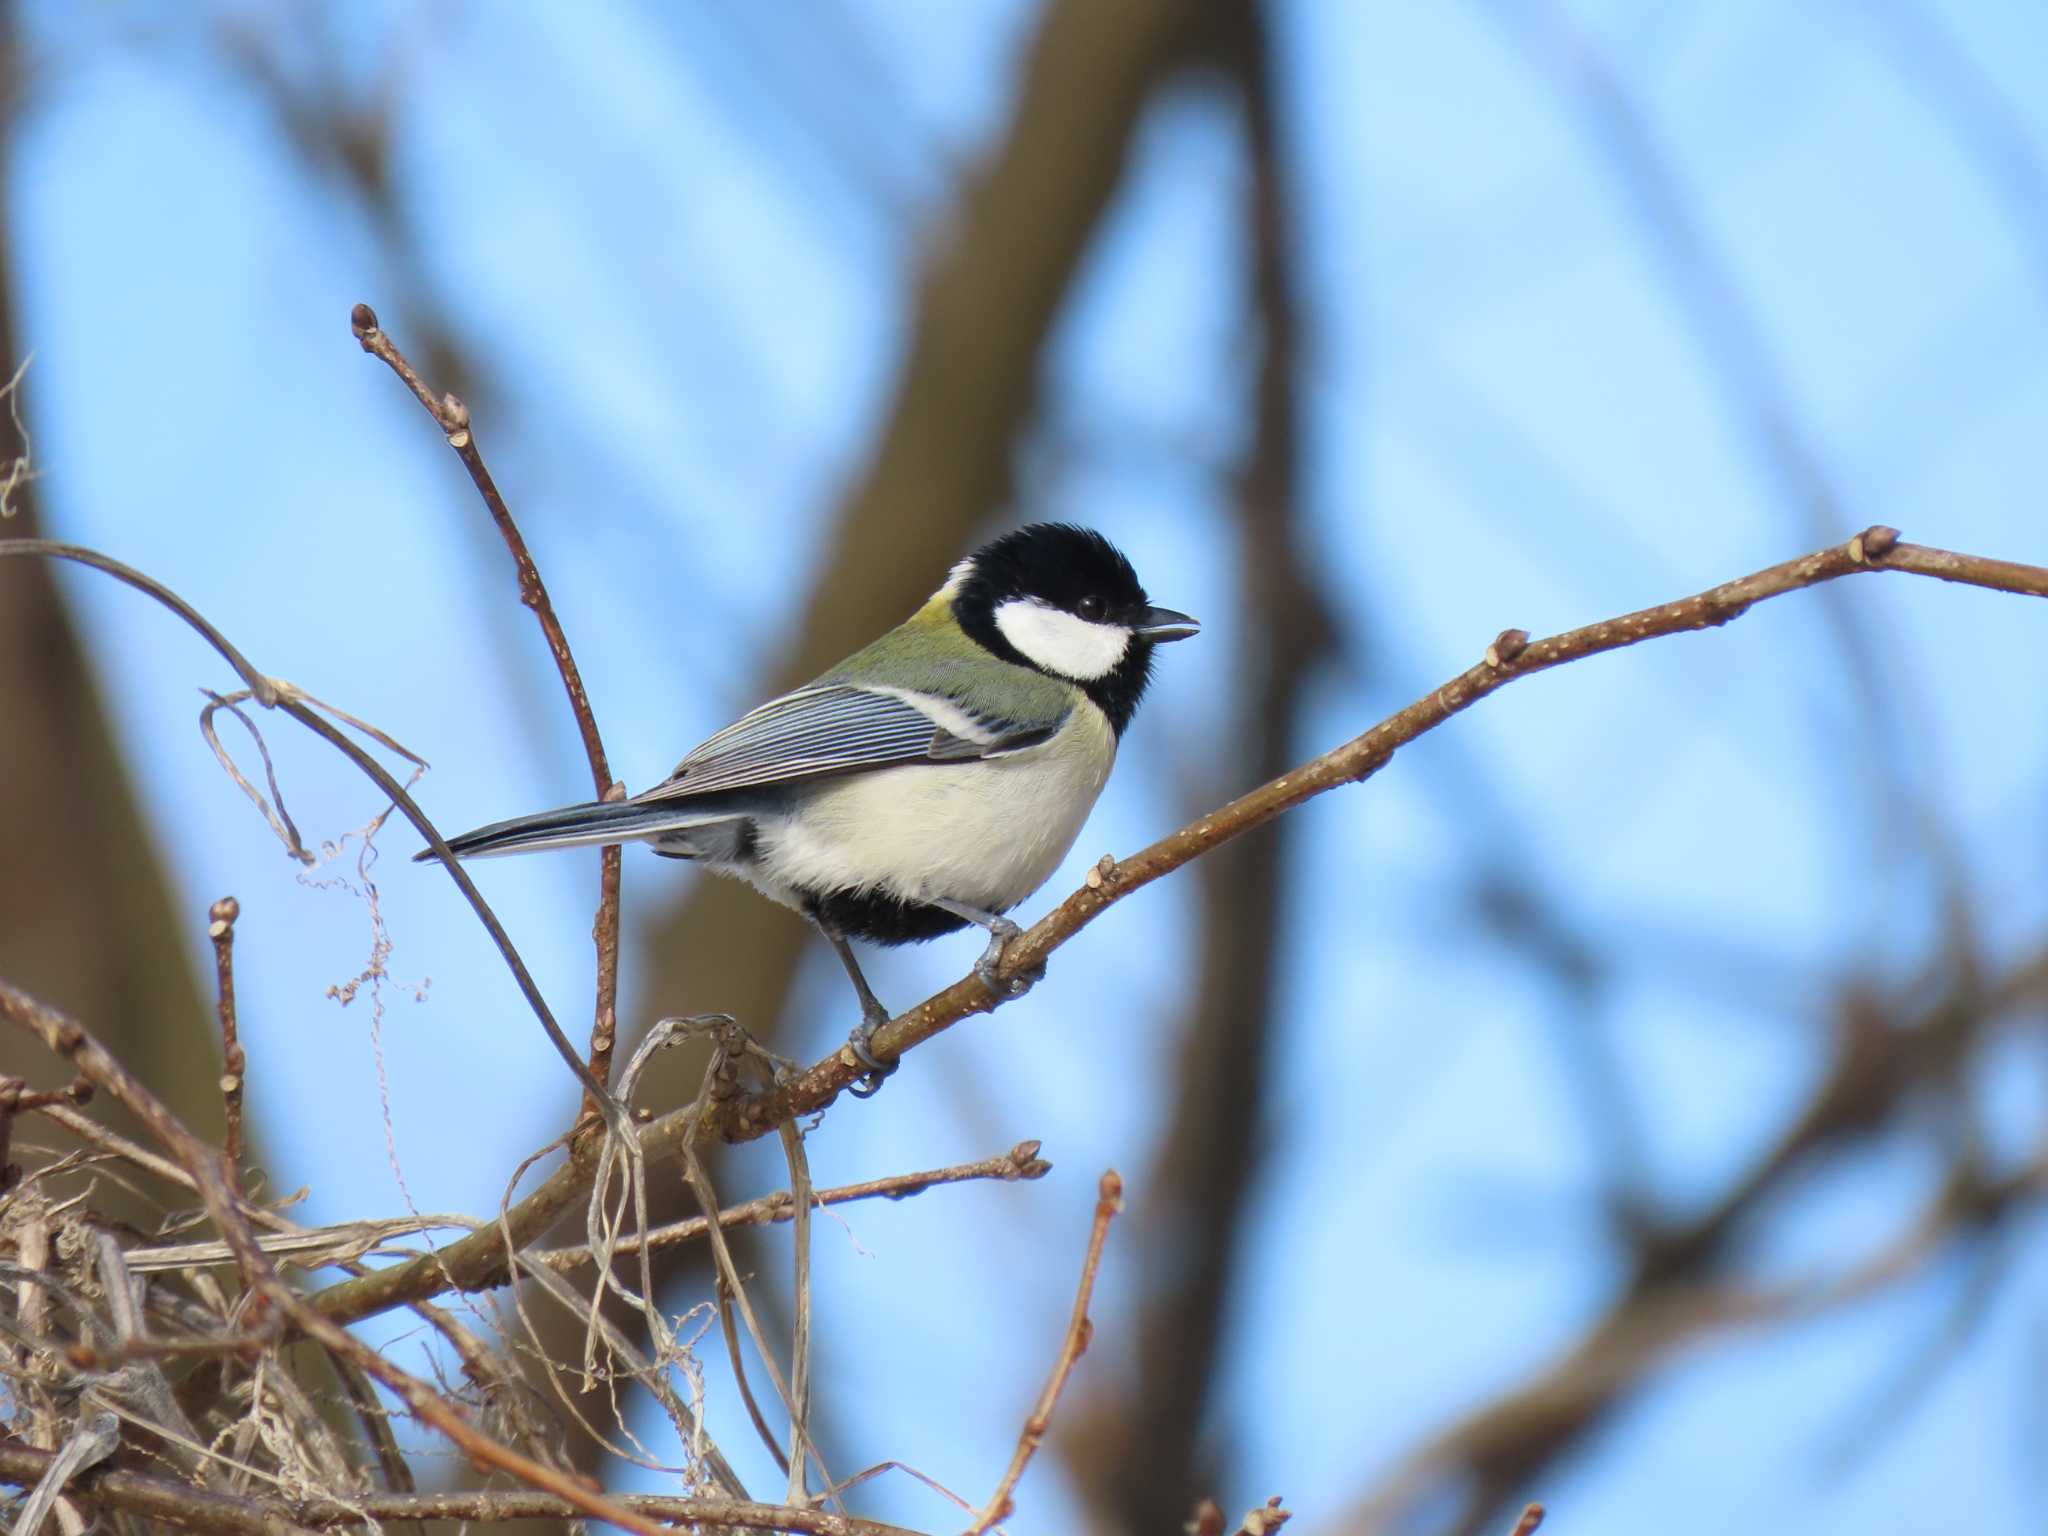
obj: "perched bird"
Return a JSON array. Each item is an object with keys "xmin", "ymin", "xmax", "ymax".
[{"xmin": 422, "ymin": 522, "xmax": 1198, "ymax": 1089}]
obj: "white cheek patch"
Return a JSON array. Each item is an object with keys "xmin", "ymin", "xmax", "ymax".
[{"xmin": 993, "ymin": 597, "xmax": 1130, "ymax": 681}]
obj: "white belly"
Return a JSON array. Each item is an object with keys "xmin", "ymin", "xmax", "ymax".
[{"xmin": 750, "ymin": 703, "xmax": 1115, "ymax": 914}]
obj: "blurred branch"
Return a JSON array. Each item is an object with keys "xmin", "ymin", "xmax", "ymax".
[
  {"xmin": 1472, "ymin": 0, "xmax": 1923, "ymax": 848},
  {"xmin": 1860, "ymin": 0, "xmax": 2048, "ymax": 292},
  {"xmin": 537, "ymin": 1140, "xmax": 1052, "ymax": 1274},
  {"xmin": 1472, "ymin": 0, "xmax": 1848, "ymax": 544},
  {"xmin": 1190, "ymin": 1495, "xmax": 1294, "ymax": 1536},
  {"xmin": 351, "ymin": 302, "xmax": 625, "ymax": 1114},
  {"xmin": 220, "ymin": 13, "xmax": 465, "ymax": 400},
  {"xmin": 655, "ymin": 4, "xmax": 945, "ymax": 226},
  {"xmin": 0, "ymin": 0, "xmax": 219, "ymax": 1149},
  {"xmin": 1344, "ymin": 940, "xmax": 2048, "ymax": 1535},
  {"xmin": 632, "ymin": 0, "xmax": 1211, "ymax": 1079},
  {"xmin": 1074, "ymin": 8, "xmax": 1335, "ymax": 1526},
  {"xmin": 619, "ymin": 0, "xmax": 1211, "ymax": 1481},
  {"xmin": 1474, "ymin": 0, "xmax": 1843, "ymax": 536}
]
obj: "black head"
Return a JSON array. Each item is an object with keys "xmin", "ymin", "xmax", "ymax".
[{"xmin": 948, "ymin": 523, "xmax": 1199, "ymax": 736}]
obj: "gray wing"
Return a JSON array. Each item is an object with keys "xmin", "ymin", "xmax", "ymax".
[{"xmin": 633, "ymin": 684, "xmax": 1062, "ymax": 803}]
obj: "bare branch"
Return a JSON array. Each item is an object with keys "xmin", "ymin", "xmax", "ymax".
[
  {"xmin": 534, "ymin": 1141, "xmax": 1051, "ymax": 1274},
  {"xmin": 967, "ymin": 1169, "xmax": 1123, "ymax": 1534},
  {"xmin": 350, "ymin": 302, "xmax": 624, "ymax": 1113},
  {"xmin": 720, "ymin": 526, "xmax": 2048, "ymax": 1118},
  {"xmin": 298, "ymin": 526, "xmax": 2048, "ymax": 1326},
  {"xmin": 0, "ymin": 539, "xmax": 629, "ymax": 1143},
  {"xmin": 206, "ymin": 896, "xmax": 245, "ymax": 1191}
]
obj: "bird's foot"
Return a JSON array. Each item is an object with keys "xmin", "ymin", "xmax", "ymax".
[
  {"xmin": 974, "ymin": 918, "xmax": 1043, "ymax": 1002},
  {"xmin": 846, "ymin": 1001, "xmax": 897, "ymax": 1099}
]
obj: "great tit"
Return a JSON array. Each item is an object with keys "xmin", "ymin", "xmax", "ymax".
[{"xmin": 422, "ymin": 522, "xmax": 1198, "ymax": 1088}]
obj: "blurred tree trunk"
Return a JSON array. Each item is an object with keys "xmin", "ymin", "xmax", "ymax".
[
  {"xmin": 1065, "ymin": 5, "xmax": 1333, "ymax": 1527},
  {"xmin": 0, "ymin": 4, "xmax": 219, "ymax": 1146},
  {"xmin": 505, "ymin": 0, "xmax": 1221, "ymax": 1493},
  {"xmin": 628, "ymin": 0, "xmax": 1210, "ymax": 1065}
]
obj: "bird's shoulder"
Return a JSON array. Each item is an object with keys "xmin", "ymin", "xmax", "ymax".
[
  {"xmin": 635, "ymin": 604, "xmax": 1073, "ymax": 802},
  {"xmin": 819, "ymin": 598, "xmax": 1075, "ymax": 732}
]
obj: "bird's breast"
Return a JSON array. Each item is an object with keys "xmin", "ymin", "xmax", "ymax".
[{"xmin": 755, "ymin": 703, "xmax": 1116, "ymax": 913}]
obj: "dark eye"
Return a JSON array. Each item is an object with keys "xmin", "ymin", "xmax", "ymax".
[{"xmin": 1076, "ymin": 594, "xmax": 1106, "ymax": 621}]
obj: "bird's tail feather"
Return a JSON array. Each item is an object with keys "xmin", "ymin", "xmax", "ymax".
[{"xmin": 415, "ymin": 799, "xmax": 737, "ymax": 862}]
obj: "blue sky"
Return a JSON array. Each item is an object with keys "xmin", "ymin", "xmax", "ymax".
[{"xmin": 11, "ymin": 2, "xmax": 2048, "ymax": 1532}]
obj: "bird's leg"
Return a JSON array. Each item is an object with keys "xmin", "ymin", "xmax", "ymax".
[
  {"xmin": 809, "ymin": 910, "xmax": 896, "ymax": 1097},
  {"xmin": 932, "ymin": 898, "xmax": 1043, "ymax": 1001}
]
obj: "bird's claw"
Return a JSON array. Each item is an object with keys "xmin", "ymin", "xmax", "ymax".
[
  {"xmin": 974, "ymin": 918, "xmax": 1042, "ymax": 1002},
  {"xmin": 846, "ymin": 1004, "xmax": 897, "ymax": 1098}
]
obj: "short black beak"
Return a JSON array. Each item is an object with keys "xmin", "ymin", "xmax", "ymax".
[{"xmin": 1134, "ymin": 606, "xmax": 1200, "ymax": 642}]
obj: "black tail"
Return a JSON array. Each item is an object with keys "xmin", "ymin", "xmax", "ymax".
[{"xmin": 414, "ymin": 798, "xmax": 720, "ymax": 862}]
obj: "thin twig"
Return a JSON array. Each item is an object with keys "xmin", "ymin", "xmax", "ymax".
[
  {"xmin": 325, "ymin": 1353, "xmax": 423, "ymax": 1536},
  {"xmin": 0, "ymin": 539, "xmax": 274, "ymax": 701},
  {"xmin": 37, "ymin": 1101, "xmax": 192, "ymax": 1188},
  {"xmin": 534, "ymin": 1142, "xmax": 1051, "ymax": 1273},
  {"xmin": 507, "ymin": 1018, "xmax": 748, "ymax": 1487},
  {"xmin": 351, "ymin": 302, "xmax": 623, "ymax": 1116},
  {"xmin": 201, "ymin": 694, "xmax": 315, "ymax": 864},
  {"xmin": 0, "ymin": 537, "xmax": 629, "ymax": 1140},
  {"xmin": 0, "ymin": 1078, "xmax": 91, "ymax": 1116},
  {"xmin": 721, "ymin": 1272, "xmax": 788, "ymax": 1476},
  {"xmin": 279, "ymin": 694, "xmax": 629, "ymax": 1138},
  {"xmin": 0, "ymin": 1072, "xmax": 89, "ymax": 1196},
  {"xmin": 681, "ymin": 1099, "xmax": 823, "ymax": 1487},
  {"xmin": 1506, "ymin": 1503, "xmax": 1547, "ymax": 1536},
  {"xmin": 1229, "ymin": 1497, "xmax": 1292, "ymax": 1536},
  {"xmin": 967, "ymin": 1169, "xmax": 1124, "ymax": 1535},
  {"xmin": 207, "ymin": 897, "xmax": 246, "ymax": 1192},
  {"xmin": 782, "ymin": 1113, "xmax": 817, "ymax": 1506}
]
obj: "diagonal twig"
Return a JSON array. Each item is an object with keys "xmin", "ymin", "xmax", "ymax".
[
  {"xmin": 0, "ymin": 538, "xmax": 632, "ymax": 1146},
  {"xmin": 351, "ymin": 302, "xmax": 624, "ymax": 1117},
  {"xmin": 299, "ymin": 525, "xmax": 2048, "ymax": 1326},
  {"xmin": 967, "ymin": 1169, "xmax": 1124, "ymax": 1535}
]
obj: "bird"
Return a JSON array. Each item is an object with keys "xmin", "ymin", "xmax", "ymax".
[{"xmin": 420, "ymin": 522, "xmax": 1199, "ymax": 1091}]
